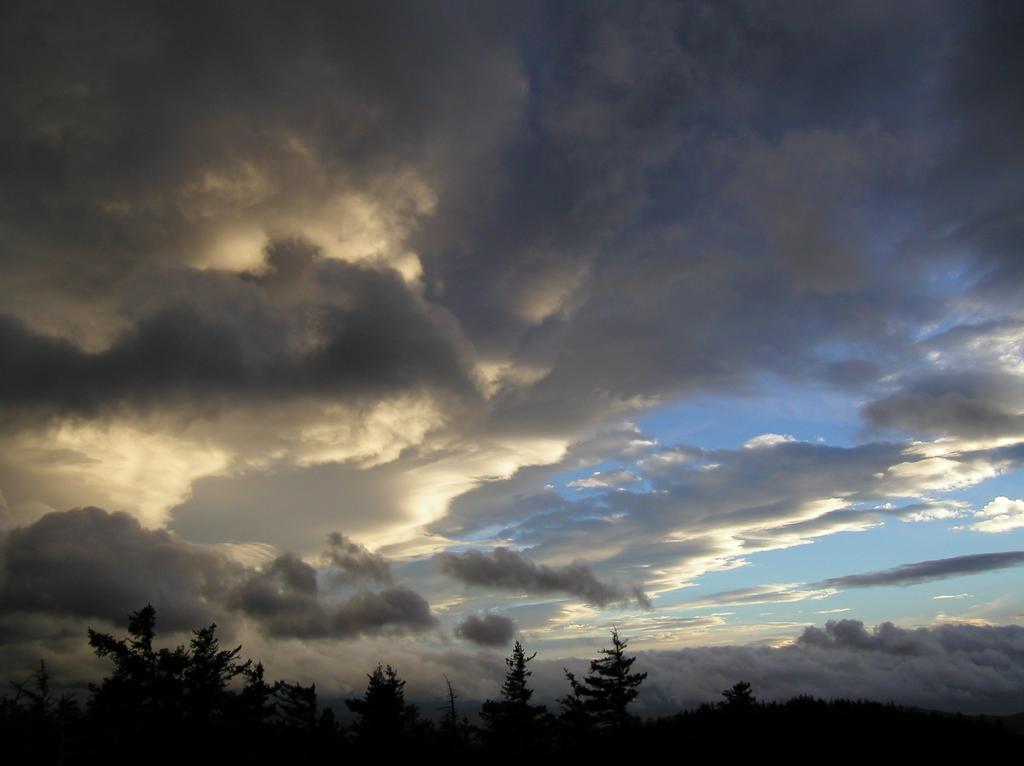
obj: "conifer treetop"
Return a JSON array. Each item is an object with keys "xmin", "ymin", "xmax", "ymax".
[{"xmin": 565, "ymin": 627, "xmax": 647, "ymax": 729}]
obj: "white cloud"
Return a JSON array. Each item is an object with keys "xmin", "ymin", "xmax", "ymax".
[
  {"xmin": 744, "ymin": 433, "xmax": 798, "ymax": 449},
  {"xmin": 568, "ymin": 469, "xmax": 642, "ymax": 490},
  {"xmin": 970, "ymin": 496, "xmax": 1024, "ymax": 533}
]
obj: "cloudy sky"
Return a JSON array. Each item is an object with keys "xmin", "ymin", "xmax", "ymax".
[{"xmin": 2, "ymin": 1, "xmax": 1023, "ymax": 714}]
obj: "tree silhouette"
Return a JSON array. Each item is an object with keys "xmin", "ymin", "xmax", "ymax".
[
  {"xmin": 438, "ymin": 675, "xmax": 473, "ymax": 752},
  {"xmin": 5, "ymin": 659, "xmax": 81, "ymax": 764},
  {"xmin": 721, "ymin": 681, "xmax": 755, "ymax": 708},
  {"xmin": 480, "ymin": 640, "xmax": 548, "ymax": 751},
  {"xmin": 561, "ymin": 628, "xmax": 646, "ymax": 731},
  {"xmin": 274, "ymin": 680, "xmax": 319, "ymax": 732},
  {"xmin": 83, "ymin": 604, "xmax": 336, "ymax": 763},
  {"xmin": 9, "ymin": 660, "xmax": 53, "ymax": 717},
  {"xmin": 237, "ymin": 661, "xmax": 275, "ymax": 724},
  {"xmin": 87, "ymin": 603, "xmax": 190, "ymax": 749},
  {"xmin": 184, "ymin": 623, "xmax": 250, "ymax": 731},
  {"xmin": 345, "ymin": 663, "xmax": 418, "ymax": 746},
  {"xmin": 2, "ymin": 605, "xmax": 1021, "ymax": 761},
  {"xmin": 557, "ymin": 667, "xmax": 594, "ymax": 740},
  {"xmin": 273, "ymin": 677, "xmax": 341, "ymax": 760},
  {"xmin": 441, "ymin": 675, "xmax": 459, "ymax": 734},
  {"xmin": 232, "ymin": 661, "xmax": 277, "ymax": 758}
]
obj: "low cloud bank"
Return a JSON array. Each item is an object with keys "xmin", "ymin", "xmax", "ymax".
[{"xmin": 629, "ymin": 620, "xmax": 1024, "ymax": 716}]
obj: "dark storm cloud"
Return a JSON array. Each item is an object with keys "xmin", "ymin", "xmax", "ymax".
[
  {"xmin": 437, "ymin": 547, "xmax": 650, "ymax": 609},
  {"xmin": 409, "ymin": 0, "xmax": 962, "ymax": 443},
  {"xmin": 454, "ymin": 613, "xmax": 517, "ymax": 647},
  {"xmin": 228, "ymin": 553, "xmax": 435, "ymax": 639},
  {"xmin": 325, "ymin": 532, "xmax": 392, "ymax": 585},
  {"xmin": 0, "ymin": 0, "xmax": 529, "ymax": 293},
  {"xmin": 0, "ymin": 506, "xmax": 238, "ymax": 630},
  {"xmin": 423, "ymin": 0, "xmax": 949, "ymax": 309},
  {"xmin": 0, "ymin": 506, "xmax": 435, "ymax": 640},
  {"xmin": 0, "ymin": 0, "xmax": 984, "ymax": 445},
  {"xmin": 0, "ymin": 246, "xmax": 476, "ymax": 423}
]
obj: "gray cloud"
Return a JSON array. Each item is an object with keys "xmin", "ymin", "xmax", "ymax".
[
  {"xmin": 820, "ymin": 551, "xmax": 1024, "ymax": 589},
  {"xmin": 434, "ymin": 433, "xmax": 1020, "ymax": 598},
  {"xmin": 568, "ymin": 469, "xmax": 642, "ymax": 490},
  {"xmin": 1, "ymin": 0, "xmax": 1023, "ymax": 706},
  {"xmin": 454, "ymin": 613, "xmax": 517, "ymax": 647},
  {"xmin": 431, "ymin": 424, "xmax": 655, "ymax": 541},
  {"xmin": 0, "ymin": 1, "xmax": 528, "ymax": 328},
  {"xmin": 0, "ymin": 506, "xmax": 435, "ymax": 641},
  {"xmin": 325, "ymin": 532, "xmax": 392, "ymax": 585},
  {"xmin": 0, "ymin": 0, "xmax": 983, "ymax": 445},
  {"xmin": 921, "ymin": 3, "xmax": 1024, "ymax": 303},
  {"xmin": 170, "ymin": 455, "xmax": 436, "ymax": 554},
  {"xmin": 228, "ymin": 555, "xmax": 436, "ymax": 639},
  {"xmin": 863, "ymin": 371, "xmax": 1024, "ymax": 440},
  {"xmin": 0, "ymin": 1, "xmax": 1014, "ymax": 463},
  {"xmin": 632, "ymin": 620, "xmax": 1024, "ymax": 716},
  {"xmin": 0, "ymin": 247, "xmax": 476, "ymax": 425},
  {"xmin": 0, "ymin": 506, "xmax": 238, "ymax": 630},
  {"xmin": 437, "ymin": 547, "xmax": 650, "ymax": 609},
  {"xmin": 688, "ymin": 551, "xmax": 1024, "ymax": 608}
]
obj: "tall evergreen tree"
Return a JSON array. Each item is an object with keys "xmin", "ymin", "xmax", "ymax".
[
  {"xmin": 231, "ymin": 662, "xmax": 277, "ymax": 759},
  {"xmin": 87, "ymin": 604, "xmax": 190, "ymax": 748},
  {"xmin": 556, "ymin": 667, "xmax": 594, "ymax": 740},
  {"xmin": 345, "ymin": 663, "xmax": 418, "ymax": 745},
  {"xmin": 562, "ymin": 628, "xmax": 646, "ymax": 731},
  {"xmin": 274, "ymin": 680, "xmax": 319, "ymax": 732},
  {"xmin": 184, "ymin": 623, "xmax": 250, "ymax": 727},
  {"xmin": 480, "ymin": 640, "xmax": 548, "ymax": 751}
]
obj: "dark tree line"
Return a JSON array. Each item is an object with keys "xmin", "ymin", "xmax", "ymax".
[{"xmin": 1, "ymin": 605, "xmax": 1019, "ymax": 764}]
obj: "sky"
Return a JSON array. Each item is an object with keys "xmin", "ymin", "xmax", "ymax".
[{"xmin": 1, "ymin": 0, "xmax": 1023, "ymax": 715}]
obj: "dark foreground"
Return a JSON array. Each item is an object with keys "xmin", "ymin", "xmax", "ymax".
[{"xmin": 3, "ymin": 606, "xmax": 1020, "ymax": 763}]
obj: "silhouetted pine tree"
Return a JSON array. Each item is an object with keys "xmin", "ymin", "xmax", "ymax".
[
  {"xmin": 557, "ymin": 667, "xmax": 594, "ymax": 741},
  {"xmin": 346, "ymin": 663, "xmax": 418, "ymax": 747},
  {"xmin": 183, "ymin": 622, "xmax": 250, "ymax": 739},
  {"xmin": 564, "ymin": 628, "xmax": 646, "ymax": 731},
  {"xmin": 87, "ymin": 604, "xmax": 190, "ymax": 754},
  {"xmin": 6, "ymin": 660, "xmax": 81, "ymax": 763},
  {"xmin": 721, "ymin": 681, "xmax": 755, "ymax": 709},
  {"xmin": 274, "ymin": 679, "xmax": 318, "ymax": 732},
  {"xmin": 480, "ymin": 640, "xmax": 549, "ymax": 752},
  {"xmin": 231, "ymin": 661, "xmax": 277, "ymax": 759},
  {"xmin": 83, "ymin": 604, "xmax": 345, "ymax": 765}
]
